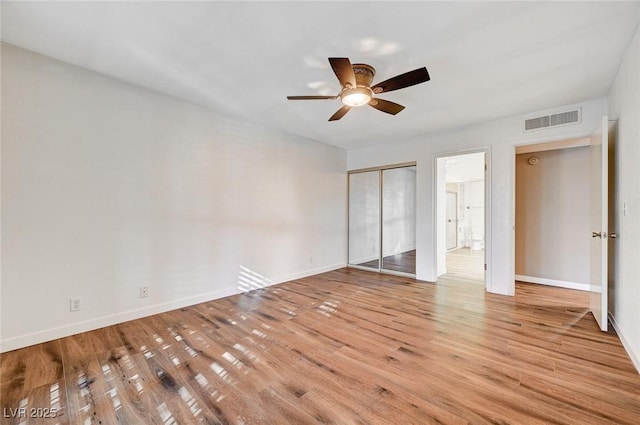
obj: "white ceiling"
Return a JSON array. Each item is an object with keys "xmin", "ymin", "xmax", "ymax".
[{"xmin": 3, "ymin": 1, "xmax": 640, "ymax": 150}]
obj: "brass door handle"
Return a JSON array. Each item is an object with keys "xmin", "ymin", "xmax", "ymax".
[
  {"xmin": 609, "ymin": 232, "xmax": 617, "ymax": 239},
  {"xmin": 592, "ymin": 232, "xmax": 602, "ymax": 238}
]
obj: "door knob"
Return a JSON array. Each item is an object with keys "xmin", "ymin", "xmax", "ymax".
[
  {"xmin": 592, "ymin": 231, "xmax": 602, "ymax": 238},
  {"xmin": 609, "ymin": 232, "xmax": 617, "ymax": 239}
]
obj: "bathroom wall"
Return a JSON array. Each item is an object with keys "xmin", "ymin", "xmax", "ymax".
[
  {"xmin": 444, "ymin": 153, "xmax": 485, "ymax": 250},
  {"xmin": 446, "ymin": 181, "xmax": 484, "ymax": 249},
  {"xmin": 445, "ymin": 183, "xmax": 460, "ymax": 249},
  {"xmin": 460, "ymin": 180, "xmax": 485, "ymax": 249}
]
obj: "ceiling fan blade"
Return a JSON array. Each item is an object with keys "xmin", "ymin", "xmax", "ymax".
[
  {"xmin": 328, "ymin": 105, "xmax": 351, "ymax": 121},
  {"xmin": 369, "ymin": 98, "xmax": 405, "ymax": 115},
  {"xmin": 371, "ymin": 67, "xmax": 430, "ymax": 94},
  {"xmin": 287, "ymin": 95, "xmax": 338, "ymax": 100},
  {"xmin": 329, "ymin": 57, "xmax": 357, "ymax": 89}
]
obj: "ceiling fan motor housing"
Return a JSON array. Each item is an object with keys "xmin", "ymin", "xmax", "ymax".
[{"xmin": 351, "ymin": 63, "xmax": 376, "ymax": 88}]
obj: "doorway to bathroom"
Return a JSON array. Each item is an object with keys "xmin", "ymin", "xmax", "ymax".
[{"xmin": 435, "ymin": 151, "xmax": 486, "ymax": 283}]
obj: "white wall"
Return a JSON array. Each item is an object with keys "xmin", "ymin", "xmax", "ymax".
[
  {"xmin": 515, "ymin": 147, "xmax": 591, "ymax": 288},
  {"xmin": 348, "ymin": 98, "xmax": 608, "ymax": 294},
  {"xmin": 1, "ymin": 44, "xmax": 347, "ymax": 352},
  {"xmin": 607, "ymin": 23, "xmax": 640, "ymax": 371}
]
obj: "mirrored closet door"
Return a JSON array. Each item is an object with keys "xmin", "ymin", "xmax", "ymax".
[
  {"xmin": 348, "ymin": 170, "xmax": 380, "ymax": 271},
  {"xmin": 348, "ymin": 164, "xmax": 416, "ymax": 277}
]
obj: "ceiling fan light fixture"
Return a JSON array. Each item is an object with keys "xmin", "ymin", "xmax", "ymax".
[
  {"xmin": 287, "ymin": 57, "xmax": 430, "ymax": 121},
  {"xmin": 341, "ymin": 87, "xmax": 373, "ymax": 107}
]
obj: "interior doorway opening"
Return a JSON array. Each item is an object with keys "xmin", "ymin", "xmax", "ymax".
[
  {"xmin": 514, "ymin": 138, "xmax": 592, "ymax": 292},
  {"xmin": 436, "ymin": 151, "xmax": 487, "ymax": 284},
  {"xmin": 513, "ymin": 120, "xmax": 614, "ymax": 334}
]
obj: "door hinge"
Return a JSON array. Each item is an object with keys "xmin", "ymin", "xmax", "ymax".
[
  {"xmin": 484, "ymin": 164, "xmax": 487, "ymax": 171},
  {"xmin": 484, "ymin": 264, "xmax": 487, "ymax": 271}
]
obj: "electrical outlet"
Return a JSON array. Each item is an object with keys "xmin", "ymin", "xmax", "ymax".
[
  {"xmin": 70, "ymin": 298, "xmax": 81, "ymax": 312},
  {"xmin": 140, "ymin": 286, "xmax": 149, "ymax": 298}
]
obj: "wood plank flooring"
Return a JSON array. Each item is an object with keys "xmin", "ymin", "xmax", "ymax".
[
  {"xmin": 356, "ymin": 248, "xmax": 484, "ymax": 281},
  {"xmin": 2, "ymin": 268, "xmax": 640, "ymax": 424},
  {"xmin": 445, "ymin": 247, "xmax": 485, "ymax": 282}
]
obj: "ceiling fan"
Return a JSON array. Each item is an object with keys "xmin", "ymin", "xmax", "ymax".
[{"xmin": 287, "ymin": 57, "xmax": 430, "ymax": 121}]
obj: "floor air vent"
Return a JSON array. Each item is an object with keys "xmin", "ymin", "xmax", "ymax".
[{"xmin": 524, "ymin": 108, "xmax": 580, "ymax": 131}]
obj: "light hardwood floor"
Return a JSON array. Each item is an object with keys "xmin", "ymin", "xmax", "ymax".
[
  {"xmin": 445, "ymin": 247, "xmax": 485, "ymax": 282},
  {"xmin": 2, "ymin": 268, "xmax": 639, "ymax": 424},
  {"xmin": 356, "ymin": 248, "xmax": 484, "ymax": 281}
]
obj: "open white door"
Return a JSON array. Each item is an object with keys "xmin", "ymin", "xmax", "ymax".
[{"xmin": 590, "ymin": 116, "xmax": 609, "ymax": 331}]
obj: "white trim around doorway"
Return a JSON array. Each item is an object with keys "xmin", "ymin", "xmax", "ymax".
[{"xmin": 433, "ymin": 147, "xmax": 492, "ymax": 292}]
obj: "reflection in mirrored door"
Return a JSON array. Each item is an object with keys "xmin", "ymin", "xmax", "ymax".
[
  {"xmin": 348, "ymin": 164, "xmax": 416, "ymax": 277},
  {"xmin": 382, "ymin": 166, "xmax": 416, "ymax": 275},
  {"xmin": 348, "ymin": 171, "xmax": 380, "ymax": 270}
]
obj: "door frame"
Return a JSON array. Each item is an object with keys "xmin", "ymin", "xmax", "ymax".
[
  {"xmin": 512, "ymin": 136, "xmax": 592, "ymax": 290},
  {"xmin": 433, "ymin": 147, "xmax": 491, "ymax": 290},
  {"xmin": 511, "ymin": 127, "xmax": 611, "ymax": 326}
]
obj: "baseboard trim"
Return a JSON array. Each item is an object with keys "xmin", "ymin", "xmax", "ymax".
[
  {"xmin": 0, "ymin": 287, "xmax": 240, "ymax": 353},
  {"xmin": 608, "ymin": 312, "xmax": 640, "ymax": 374},
  {"xmin": 0, "ymin": 263, "xmax": 346, "ymax": 353},
  {"xmin": 515, "ymin": 275, "xmax": 590, "ymax": 292}
]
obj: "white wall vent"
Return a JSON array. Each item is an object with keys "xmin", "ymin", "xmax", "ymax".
[{"xmin": 524, "ymin": 108, "xmax": 581, "ymax": 132}]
